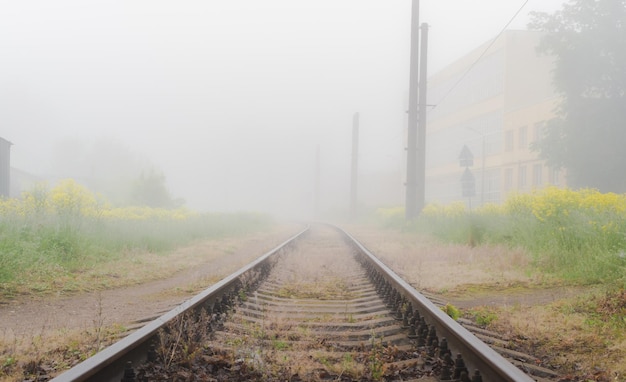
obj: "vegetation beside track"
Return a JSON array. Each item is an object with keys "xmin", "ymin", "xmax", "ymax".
[
  {"xmin": 0, "ymin": 179, "xmax": 273, "ymax": 299},
  {"xmin": 376, "ymin": 187, "xmax": 626, "ymax": 286},
  {"xmin": 373, "ymin": 187, "xmax": 626, "ymax": 380}
]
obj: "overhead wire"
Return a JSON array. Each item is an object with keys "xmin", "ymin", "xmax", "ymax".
[{"xmin": 431, "ymin": 0, "xmax": 531, "ymax": 110}]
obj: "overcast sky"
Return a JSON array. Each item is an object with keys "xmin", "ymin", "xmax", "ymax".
[{"xmin": 1, "ymin": 0, "xmax": 566, "ymax": 216}]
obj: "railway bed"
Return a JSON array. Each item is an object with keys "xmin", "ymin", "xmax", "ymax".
[{"xmin": 51, "ymin": 224, "xmax": 558, "ymax": 381}]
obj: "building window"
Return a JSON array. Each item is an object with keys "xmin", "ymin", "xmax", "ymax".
[
  {"xmin": 504, "ymin": 168, "xmax": 513, "ymax": 191},
  {"xmin": 550, "ymin": 167, "xmax": 560, "ymax": 185},
  {"xmin": 533, "ymin": 121, "xmax": 546, "ymax": 143},
  {"xmin": 518, "ymin": 165, "xmax": 527, "ymax": 188},
  {"xmin": 518, "ymin": 126, "xmax": 528, "ymax": 149},
  {"xmin": 481, "ymin": 169, "xmax": 501, "ymax": 203},
  {"xmin": 505, "ymin": 130, "xmax": 514, "ymax": 152},
  {"xmin": 533, "ymin": 164, "xmax": 543, "ymax": 186}
]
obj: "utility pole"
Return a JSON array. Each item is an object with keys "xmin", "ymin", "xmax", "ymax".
[
  {"xmin": 315, "ymin": 144, "xmax": 320, "ymax": 218},
  {"xmin": 466, "ymin": 126, "xmax": 486, "ymax": 206},
  {"xmin": 416, "ymin": 23, "xmax": 429, "ymax": 214},
  {"xmin": 350, "ymin": 112, "xmax": 359, "ymax": 219},
  {"xmin": 0, "ymin": 138, "xmax": 11, "ymax": 198},
  {"xmin": 405, "ymin": 0, "xmax": 420, "ymax": 220}
]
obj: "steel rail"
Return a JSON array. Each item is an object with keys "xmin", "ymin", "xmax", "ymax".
[
  {"xmin": 50, "ymin": 226, "xmax": 309, "ymax": 382},
  {"xmin": 337, "ymin": 226, "xmax": 534, "ymax": 382},
  {"xmin": 50, "ymin": 224, "xmax": 535, "ymax": 382}
]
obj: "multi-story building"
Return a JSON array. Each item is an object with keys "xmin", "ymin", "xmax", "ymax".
[{"xmin": 425, "ymin": 30, "xmax": 566, "ymax": 206}]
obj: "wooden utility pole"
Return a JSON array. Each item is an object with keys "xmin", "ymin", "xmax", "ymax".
[
  {"xmin": 350, "ymin": 112, "xmax": 359, "ymax": 219},
  {"xmin": 405, "ymin": 0, "xmax": 420, "ymax": 220}
]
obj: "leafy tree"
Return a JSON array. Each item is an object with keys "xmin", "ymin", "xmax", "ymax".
[
  {"xmin": 529, "ymin": 0, "xmax": 626, "ymax": 192},
  {"xmin": 131, "ymin": 169, "xmax": 183, "ymax": 209}
]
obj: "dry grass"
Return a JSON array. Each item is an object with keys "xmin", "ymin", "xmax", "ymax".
[
  {"xmin": 346, "ymin": 225, "xmax": 536, "ymax": 292},
  {"xmin": 486, "ymin": 293, "xmax": 626, "ymax": 380},
  {"xmin": 0, "ymin": 324, "xmax": 124, "ymax": 382},
  {"xmin": 346, "ymin": 223, "xmax": 625, "ymax": 380},
  {"xmin": 0, "ymin": 225, "xmax": 300, "ymax": 381},
  {"xmin": 220, "ymin": 308, "xmax": 372, "ymax": 380},
  {"xmin": 270, "ymin": 231, "xmax": 363, "ymax": 300},
  {"xmin": 20, "ymin": 237, "xmax": 261, "ymax": 296}
]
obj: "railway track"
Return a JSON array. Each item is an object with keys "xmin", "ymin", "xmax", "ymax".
[{"xmin": 51, "ymin": 224, "xmax": 556, "ymax": 381}]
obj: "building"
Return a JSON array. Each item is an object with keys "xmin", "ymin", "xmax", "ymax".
[
  {"xmin": 425, "ymin": 30, "xmax": 566, "ymax": 206},
  {"xmin": 10, "ymin": 168, "xmax": 42, "ymax": 198},
  {"xmin": 0, "ymin": 137, "xmax": 11, "ymax": 197}
]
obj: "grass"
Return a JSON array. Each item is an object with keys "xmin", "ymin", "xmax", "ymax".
[
  {"xmin": 374, "ymin": 187, "xmax": 626, "ymax": 286},
  {"xmin": 482, "ymin": 288, "xmax": 626, "ymax": 380},
  {"xmin": 0, "ymin": 180, "xmax": 277, "ymax": 380},
  {"xmin": 441, "ymin": 303, "xmax": 461, "ymax": 321},
  {"xmin": 467, "ymin": 306, "xmax": 499, "ymax": 326},
  {"xmin": 0, "ymin": 323, "xmax": 126, "ymax": 381},
  {"xmin": 364, "ymin": 187, "xmax": 626, "ymax": 380},
  {"xmin": 0, "ymin": 180, "xmax": 273, "ymax": 299},
  {"xmin": 275, "ymin": 278, "xmax": 357, "ymax": 300},
  {"xmin": 4, "ymin": 182, "xmax": 625, "ymax": 379},
  {"xmin": 0, "ymin": 215, "xmax": 272, "ymax": 299}
]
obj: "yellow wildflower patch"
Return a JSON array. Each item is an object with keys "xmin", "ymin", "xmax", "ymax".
[{"xmin": 1, "ymin": 179, "xmax": 194, "ymax": 221}]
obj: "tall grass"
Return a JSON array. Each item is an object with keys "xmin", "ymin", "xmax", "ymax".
[
  {"xmin": 374, "ymin": 187, "xmax": 626, "ymax": 285},
  {"xmin": 0, "ymin": 180, "xmax": 272, "ymax": 292}
]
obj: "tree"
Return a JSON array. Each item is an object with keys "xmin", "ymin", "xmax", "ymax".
[
  {"xmin": 529, "ymin": 0, "xmax": 626, "ymax": 192},
  {"xmin": 131, "ymin": 169, "xmax": 183, "ymax": 209}
]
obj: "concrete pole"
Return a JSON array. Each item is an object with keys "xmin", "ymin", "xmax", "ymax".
[
  {"xmin": 350, "ymin": 112, "xmax": 359, "ymax": 219},
  {"xmin": 315, "ymin": 144, "xmax": 320, "ymax": 218},
  {"xmin": 405, "ymin": 0, "xmax": 420, "ymax": 220},
  {"xmin": 416, "ymin": 23, "xmax": 429, "ymax": 214},
  {"xmin": 480, "ymin": 135, "xmax": 485, "ymax": 205}
]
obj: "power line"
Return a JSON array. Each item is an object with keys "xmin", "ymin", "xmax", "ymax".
[{"xmin": 431, "ymin": 0, "xmax": 531, "ymax": 110}]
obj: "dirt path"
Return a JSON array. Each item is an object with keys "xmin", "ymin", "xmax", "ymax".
[{"xmin": 0, "ymin": 225, "xmax": 303, "ymax": 341}]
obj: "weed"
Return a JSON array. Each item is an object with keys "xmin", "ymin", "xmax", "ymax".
[
  {"xmin": 238, "ymin": 289, "xmax": 247, "ymax": 302},
  {"xmin": 441, "ymin": 303, "xmax": 461, "ymax": 320},
  {"xmin": 1, "ymin": 355, "xmax": 16, "ymax": 370},
  {"xmin": 156, "ymin": 309, "xmax": 213, "ymax": 369},
  {"xmin": 271, "ymin": 338, "xmax": 289, "ymax": 350},
  {"xmin": 344, "ymin": 303, "xmax": 356, "ymax": 323},
  {"xmin": 92, "ymin": 291, "xmax": 105, "ymax": 351},
  {"xmin": 368, "ymin": 334, "xmax": 385, "ymax": 380},
  {"xmin": 469, "ymin": 307, "xmax": 498, "ymax": 326}
]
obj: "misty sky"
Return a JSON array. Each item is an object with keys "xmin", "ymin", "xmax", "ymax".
[{"xmin": 1, "ymin": 0, "xmax": 566, "ymax": 216}]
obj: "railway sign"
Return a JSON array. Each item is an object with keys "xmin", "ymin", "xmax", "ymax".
[
  {"xmin": 459, "ymin": 145, "xmax": 474, "ymax": 167},
  {"xmin": 461, "ymin": 167, "xmax": 476, "ymax": 197}
]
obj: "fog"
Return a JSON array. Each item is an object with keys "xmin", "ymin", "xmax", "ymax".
[{"xmin": 1, "ymin": 0, "xmax": 565, "ymax": 217}]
